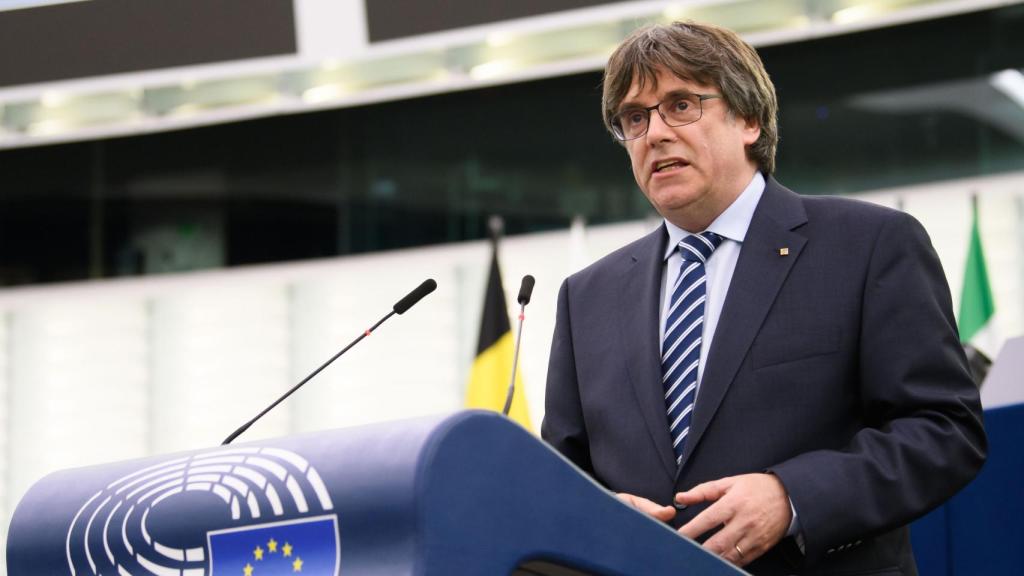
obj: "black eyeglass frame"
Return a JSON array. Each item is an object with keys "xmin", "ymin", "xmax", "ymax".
[{"xmin": 610, "ymin": 93, "xmax": 721, "ymax": 141}]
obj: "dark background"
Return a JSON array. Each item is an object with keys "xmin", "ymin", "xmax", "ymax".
[
  {"xmin": 365, "ymin": 0, "xmax": 624, "ymax": 42},
  {"xmin": 0, "ymin": 0, "xmax": 296, "ymax": 87},
  {"xmin": 2, "ymin": 5, "xmax": 1023, "ymax": 286}
]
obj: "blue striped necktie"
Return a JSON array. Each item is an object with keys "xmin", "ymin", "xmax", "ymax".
[{"xmin": 663, "ymin": 231, "xmax": 723, "ymax": 466}]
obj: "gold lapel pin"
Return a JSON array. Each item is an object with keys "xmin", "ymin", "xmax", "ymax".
[{"xmin": 779, "ymin": 247, "xmax": 789, "ymax": 256}]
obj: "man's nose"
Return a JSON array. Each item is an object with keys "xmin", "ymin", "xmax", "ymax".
[{"xmin": 645, "ymin": 109, "xmax": 676, "ymax": 144}]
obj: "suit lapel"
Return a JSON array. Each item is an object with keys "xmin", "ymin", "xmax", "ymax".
[
  {"xmin": 677, "ymin": 179, "xmax": 809, "ymax": 474},
  {"xmin": 617, "ymin": 225, "xmax": 678, "ymax": 481}
]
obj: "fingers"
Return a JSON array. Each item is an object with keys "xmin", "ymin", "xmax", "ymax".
[
  {"xmin": 698, "ymin": 534, "xmax": 750, "ymax": 567},
  {"xmin": 616, "ymin": 492, "xmax": 676, "ymax": 522},
  {"xmin": 674, "ymin": 476, "xmax": 734, "ymax": 506},
  {"xmin": 674, "ymin": 477, "xmax": 736, "ymax": 539},
  {"xmin": 701, "ymin": 522, "xmax": 754, "ymax": 567},
  {"xmin": 677, "ymin": 498, "xmax": 732, "ymax": 540},
  {"xmin": 675, "ymin": 473, "xmax": 792, "ymax": 567}
]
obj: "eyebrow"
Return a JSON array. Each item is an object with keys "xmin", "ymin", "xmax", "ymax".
[{"xmin": 618, "ymin": 89, "xmax": 695, "ymax": 112}]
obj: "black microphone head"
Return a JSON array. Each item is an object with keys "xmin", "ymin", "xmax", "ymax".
[
  {"xmin": 517, "ymin": 275, "xmax": 536, "ymax": 305},
  {"xmin": 394, "ymin": 278, "xmax": 437, "ymax": 314}
]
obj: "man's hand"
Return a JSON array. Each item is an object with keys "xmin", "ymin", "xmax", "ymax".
[
  {"xmin": 676, "ymin": 473, "xmax": 792, "ymax": 567},
  {"xmin": 616, "ymin": 492, "xmax": 676, "ymax": 523}
]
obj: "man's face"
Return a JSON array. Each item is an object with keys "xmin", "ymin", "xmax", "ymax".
[{"xmin": 621, "ymin": 68, "xmax": 760, "ymax": 232}]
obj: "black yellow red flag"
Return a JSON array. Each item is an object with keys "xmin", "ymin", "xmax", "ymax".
[{"xmin": 464, "ymin": 230, "xmax": 532, "ymax": 430}]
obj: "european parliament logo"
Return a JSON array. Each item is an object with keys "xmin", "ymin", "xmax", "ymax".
[
  {"xmin": 208, "ymin": 516, "xmax": 338, "ymax": 575},
  {"xmin": 64, "ymin": 446, "xmax": 339, "ymax": 575}
]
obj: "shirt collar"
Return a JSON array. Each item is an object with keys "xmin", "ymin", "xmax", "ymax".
[{"xmin": 662, "ymin": 171, "xmax": 766, "ymax": 261}]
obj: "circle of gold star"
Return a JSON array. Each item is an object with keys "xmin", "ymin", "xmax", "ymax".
[{"xmin": 243, "ymin": 537, "xmax": 303, "ymax": 572}]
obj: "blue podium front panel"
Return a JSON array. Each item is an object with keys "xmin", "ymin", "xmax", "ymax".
[{"xmin": 8, "ymin": 411, "xmax": 744, "ymax": 576}]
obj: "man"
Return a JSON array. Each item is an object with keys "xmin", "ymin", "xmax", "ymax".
[{"xmin": 541, "ymin": 21, "xmax": 986, "ymax": 575}]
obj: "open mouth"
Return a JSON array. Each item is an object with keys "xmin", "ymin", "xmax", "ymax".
[{"xmin": 653, "ymin": 159, "xmax": 687, "ymax": 173}]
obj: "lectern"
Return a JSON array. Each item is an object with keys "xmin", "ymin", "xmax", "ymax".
[{"xmin": 7, "ymin": 410, "xmax": 744, "ymax": 575}]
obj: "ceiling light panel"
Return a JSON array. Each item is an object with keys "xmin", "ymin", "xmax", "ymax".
[{"xmin": 0, "ymin": 0, "xmax": 1013, "ymax": 149}]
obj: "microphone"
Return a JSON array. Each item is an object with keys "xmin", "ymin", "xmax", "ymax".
[
  {"xmin": 221, "ymin": 278, "xmax": 438, "ymax": 445},
  {"xmin": 502, "ymin": 275, "xmax": 535, "ymax": 417},
  {"xmin": 517, "ymin": 274, "xmax": 535, "ymax": 305},
  {"xmin": 394, "ymin": 279, "xmax": 437, "ymax": 314}
]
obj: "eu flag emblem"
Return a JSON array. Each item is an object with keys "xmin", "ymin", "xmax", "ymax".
[{"xmin": 208, "ymin": 515, "xmax": 339, "ymax": 575}]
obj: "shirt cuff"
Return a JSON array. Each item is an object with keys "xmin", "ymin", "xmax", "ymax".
[{"xmin": 786, "ymin": 497, "xmax": 806, "ymax": 554}]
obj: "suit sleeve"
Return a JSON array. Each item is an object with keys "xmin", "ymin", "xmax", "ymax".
[
  {"xmin": 769, "ymin": 211, "xmax": 987, "ymax": 564},
  {"xmin": 540, "ymin": 278, "xmax": 595, "ymax": 476}
]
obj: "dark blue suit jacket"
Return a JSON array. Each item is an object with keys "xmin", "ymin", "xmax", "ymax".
[{"xmin": 542, "ymin": 178, "xmax": 986, "ymax": 575}]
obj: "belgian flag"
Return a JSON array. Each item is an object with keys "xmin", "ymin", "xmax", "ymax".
[{"xmin": 464, "ymin": 232, "xmax": 532, "ymax": 430}]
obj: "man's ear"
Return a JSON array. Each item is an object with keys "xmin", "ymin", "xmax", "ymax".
[{"xmin": 741, "ymin": 116, "xmax": 761, "ymax": 146}]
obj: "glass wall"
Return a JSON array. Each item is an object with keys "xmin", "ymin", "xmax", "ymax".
[
  {"xmin": 771, "ymin": 4, "xmax": 1024, "ymax": 193},
  {"xmin": 2, "ymin": 5, "xmax": 1023, "ymax": 286}
]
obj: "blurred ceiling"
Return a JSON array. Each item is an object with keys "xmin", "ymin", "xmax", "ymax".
[{"xmin": 0, "ymin": 0, "xmax": 1018, "ymax": 149}]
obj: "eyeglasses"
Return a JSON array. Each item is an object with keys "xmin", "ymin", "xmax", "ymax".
[{"xmin": 610, "ymin": 93, "xmax": 720, "ymax": 141}]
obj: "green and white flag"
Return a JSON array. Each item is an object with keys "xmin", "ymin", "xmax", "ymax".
[{"xmin": 958, "ymin": 197, "xmax": 996, "ymax": 356}]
